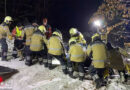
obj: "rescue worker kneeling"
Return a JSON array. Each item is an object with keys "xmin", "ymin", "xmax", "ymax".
[
  {"xmin": 67, "ymin": 38, "xmax": 86, "ymax": 81},
  {"xmin": 47, "ymin": 30, "xmax": 67, "ymax": 74},
  {"xmin": 86, "ymin": 33, "xmax": 107, "ymax": 88},
  {"xmin": 25, "ymin": 25, "xmax": 47, "ymax": 66}
]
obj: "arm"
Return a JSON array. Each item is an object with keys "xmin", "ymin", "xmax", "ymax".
[{"xmin": 86, "ymin": 45, "xmax": 92, "ymax": 57}]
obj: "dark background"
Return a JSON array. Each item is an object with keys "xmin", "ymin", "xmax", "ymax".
[{"xmin": 0, "ymin": 0, "xmax": 103, "ymax": 40}]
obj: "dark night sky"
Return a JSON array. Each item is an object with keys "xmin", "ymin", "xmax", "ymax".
[{"xmin": 0, "ymin": 0, "xmax": 102, "ymax": 38}]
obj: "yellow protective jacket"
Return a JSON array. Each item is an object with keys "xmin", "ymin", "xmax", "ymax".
[
  {"xmin": 69, "ymin": 34, "xmax": 86, "ymax": 46},
  {"xmin": 30, "ymin": 30, "xmax": 47, "ymax": 51},
  {"xmin": 107, "ymin": 49, "xmax": 125, "ymax": 70},
  {"xmin": 78, "ymin": 32, "xmax": 86, "ymax": 44},
  {"xmin": 22, "ymin": 25, "xmax": 34, "ymax": 46},
  {"xmin": 86, "ymin": 41, "xmax": 107, "ymax": 68},
  {"xmin": 0, "ymin": 23, "xmax": 12, "ymax": 40},
  {"xmin": 69, "ymin": 43, "xmax": 86, "ymax": 62},
  {"xmin": 48, "ymin": 35, "xmax": 64, "ymax": 55}
]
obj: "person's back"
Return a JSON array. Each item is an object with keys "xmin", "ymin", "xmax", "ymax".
[
  {"xmin": 87, "ymin": 40, "xmax": 107, "ymax": 68},
  {"xmin": 69, "ymin": 43, "xmax": 86, "ymax": 62},
  {"xmin": 48, "ymin": 35, "xmax": 63, "ymax": 55},
  {"xmin": 30, "ymin": 30, "xmax": 47, "ymax": 51},
  {"xmin": 22, "ymin": 25, "xmax": 34, "ymax": 46},
  {"xmin": 0, "ymin": 23, "xmax": 11, "ymax": 39}
]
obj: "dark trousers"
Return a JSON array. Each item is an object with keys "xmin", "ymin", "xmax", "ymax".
[
  {"xmin": 68, "ymin": 60, "xmax": 85, "ymax": 77},
  {"xmin": 47, "ymin": 54, "xmax": 67, "ymax": 70},
  {"xmin": 88, "ymin": 65, "xmax": 105, "ymax": 79},
  {"xmin": 12, "ymin": 39, "xmax": 24, "ymax": 58},
  {"xmin": 26, "ymin": 49, "xmax": 47, "ymax": 64},
  {"xmin": 0, "ymin": 38, "xmax": 8, "ymax": 60}
]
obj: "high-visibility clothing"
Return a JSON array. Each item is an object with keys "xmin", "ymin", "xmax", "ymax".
[
  {"xmin": 12, "ymin": 26, "xmax": 22, "ymax": 38},
  {"xmin": 16, "ymin": 26, "xmax": 22, "ymax": 37},
  {"xmin": 0, "ymin": 23, "xmax": 12, "ymax": 40},
  {"xmin": 22, "ymin": 25, "xmax": 34, "ymax": 46},
  {"xmin": 69, "ymin": 43, "xmax": 86, "ymax": 62},
  {"xmin": 48, "ymin": 36, "xmax": 63, "ymax": 55},
  {"xmin": 86, "ymin": 41, "xmax": 107, "ymax": 68},
  {"xmin": 30, "ymin": 30, "xmax": 47, "ymax": 51}
]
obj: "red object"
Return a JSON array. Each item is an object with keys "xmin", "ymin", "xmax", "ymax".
[
  {"xmin": 12, "ymin": 27, "xmax": 17, "ymax": 37},
  {"xmin": 45, "ymin": 26, "xmax": 52, "ymax": 39},
  {"xmin": 43, "ymin": 18, "xmax": 52, "ymax": 39},
  {"xmin": 0, "ymin": 76, "xmax": 3, "ymax": 84}
]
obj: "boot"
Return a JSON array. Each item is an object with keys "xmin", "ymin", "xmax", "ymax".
[
  {"xmin": 63, "ymin": 69, "xmax": 68, "ymax": 75},
  {"xmin": 39, "ymin": 61, "xmax": 44, "ymax": 65},
  {"xmin": 95, "ymin": 78, "xmax": 102, "ymax": 89},
  {"xmin": 79, "ymin": 76, "xmax": 84, "ymax": 81},
  {"xmin": 44, "ymin": 63, "xmax": 48, "ymax": 68},
  {"xmin": 48, "ymin": 64, "xmax": 53, "ymax": 70},
  {"xmin": 68, "ymin": 71, "xmax": 76, "ymax": 79},
  {"xmin": 25, "ymin": 61, "xmax": 32, "ymax": 66}
]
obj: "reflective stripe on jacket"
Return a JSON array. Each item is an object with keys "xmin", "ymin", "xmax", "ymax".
[
  {"xmin": 69, "ymin": 43, "xmax": 86, "ymax": 62},
  {"xmin": 30, "ymin": 30, "xmax": 47, "ymax": 51},
  {"xmin": 48, "ymin": 36, "xmax": 63, "ymax": 55},
  {"xmin": 86, "ymin": 41, "xmax": 107, "ymax": 68}
]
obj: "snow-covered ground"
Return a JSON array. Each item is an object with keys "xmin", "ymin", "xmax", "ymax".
[
  {"xmin": 0, "ymin": 58, "xmax": 130, "ymax": 90},
  {"xmin": 0, "ymin": 39, "xmax": 130, "ymax": 90},
  {"xmin": 0, "ymin": 59, "xmax": 95, "ymax": 90}
]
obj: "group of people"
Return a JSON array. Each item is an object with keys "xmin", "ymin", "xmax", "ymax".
[{"xmin": 0, "ymin": 16, "xmax": 129, "ymax": 89}]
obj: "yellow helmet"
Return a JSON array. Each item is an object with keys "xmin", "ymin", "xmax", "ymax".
[
  {"xmin": 38, "ymin": 25, "xmax": 46, "ymax": 33},
  {"xmin": 69, "ymin": 37, "xmax": 77, "ymax": 45},
  {"xmin": 69, "ymin": 28, "xmax": 78, "ymax": 36},
  {"xmin": 91, "ymin": 33, "xmax": 100, "ymax": 42},
  {"xmin": 53, "ymin": 31, "xmax": 62, "ymax": 39},
  {"xmin": 4, "ymin": 16, "xmax": 13, "ymax": 23}
]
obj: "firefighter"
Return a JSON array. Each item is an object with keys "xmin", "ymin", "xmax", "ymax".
[
  {"xmin": 67, "ymin": 38, "xmax": 86, "ymax": 81},
  {"xmin": 43, "ymin": 18, "xmax": 52, "ymax": 39},
  {"xmin": 47, "ymin": 30, "xmax": 67, "ymax": 74},
  {"xmin": 21, "ymin": 22, "xmax": 35, "ymax": 64},
  {"xmin": 25, "ymin": 25, "xmax": 47, "ymax": 66},
  {"xmin": 0, "ymin": 16, "xmax": 13, "ymax": 61},
  {"xmin": 106, "ymin": 42, "xmax": 128, "ymax": 83},
  {"xmin": 86, "ymin": 33, "xmax": 107, "ymax": 88},
  {"xmin": 69, "ymin": 28, "xmax": 86, "ymax": 46},
  {"xmin": 12, "ymin": 23, "xmax": 24, "ymax": 60}
]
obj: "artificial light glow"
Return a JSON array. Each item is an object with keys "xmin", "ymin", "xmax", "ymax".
[{"xmin": 94, "ymin": 20, "xmax": 102, "ymax": 27}]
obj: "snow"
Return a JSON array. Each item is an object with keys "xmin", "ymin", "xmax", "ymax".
[
  {"xmin": 0, "ymin": 58, "xmax": 130, "ymax": 90},
  {"xmin": 0, "ymin": 39, "xmax": 130, "ymax": 90}
]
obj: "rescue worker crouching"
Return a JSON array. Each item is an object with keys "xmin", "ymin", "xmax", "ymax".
[
  {"xmin": 0, "ymin": 16, "xmax": 13, "ymax": 61},
  {"xmin": 12, "ymin": 23, "xmax": 25, "ymax": 60},
  {"xmin": 47, "ymin": 30, "xmax": 67, "ymax": 74},
  {"xmin": 25, "ymin": 25, "xmax": 47, "ymax": 66},
  {"xmin": 86, "ymin": 33, "xmax": 107, "ymax": 88},
  {"xmin": 67, "ymin": 38, "xmax": 86, "ymax": 81}
]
